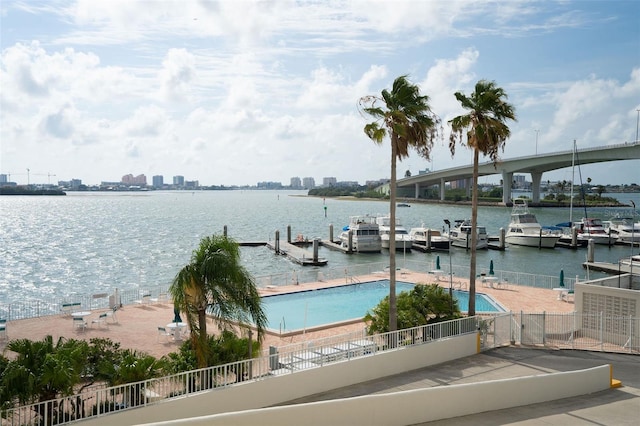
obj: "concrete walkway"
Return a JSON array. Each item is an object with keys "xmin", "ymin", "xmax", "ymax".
[{"xmin": 280, "ymin": 347, "xmax": 640, "ymax": 425}]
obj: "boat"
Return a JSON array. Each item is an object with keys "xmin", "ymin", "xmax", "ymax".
[
  {"xmin": 409, "ymin": 226, "xmax": 450, "ymax": 251},
  {"xmin": 375, "ymin": 214, "xmax": 413, "ymax": 251},
  {"xmin": 574, "ymin": 217, "xmax": 618, "ymax": 246},
  {"xmin": 619, "ymin": 254, "xmax": 640, "ymax": 267},
  {"xmin": 397, "ymin": 203, "xmax": 411, "ymax": 207},
  {"xmin": 603, "ymin": 216, "xmax": 640, "ymax": 244},
  {"xmin": 505, "ymin": 199, "xmax": 560, "ymax": 248},
  {"xmin": 442, "ymin": 219, "xmax": 489, "ymax": 250},
  {"xmin": 339, "ymin": 215, "xmax": 382, "ymax": 253}
]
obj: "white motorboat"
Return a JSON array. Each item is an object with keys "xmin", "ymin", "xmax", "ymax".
[
  {"xmin": 505, "ymin": 199, "xmax": 560, "ymax": 248},
  {"xmin": 339, "ymin": 215, "xmax": 381, "ymax": 253},
  {"xmin": 409, "ymin": 226, "xmax": 450, "ymax": 251},
  {"xmin": 603, "ymin": 216, "xmax": 640, "ymax": 244},
  {"xmin": 619, "ymin": 254, "xmax": 640, "ymax": 267},
  {"xmin": 575, "ymin": 217, "xmax": 618, "ymax": 246},
  {"xmin": 443, "ymin": 219, "xmax": 489, "ymax": 250},
  {"xmin": 376, "ymin": 214, "xmax": 413, "ymax": 251}
]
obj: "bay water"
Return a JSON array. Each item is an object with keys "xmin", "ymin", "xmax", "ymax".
[{"xmin": 1, "ymin": 190, "xmax": 638, "ymax": 305}]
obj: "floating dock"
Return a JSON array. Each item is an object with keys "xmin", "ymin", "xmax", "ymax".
[
  {"xmin": 265, "ymin": 240, "xmax": 328, "ymax": 266},
  {"xmin": 583, "ymin": 261, "xmax": 633, "ymax": 274}
]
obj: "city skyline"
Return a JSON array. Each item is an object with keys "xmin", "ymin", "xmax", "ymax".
[{"xmin": 1, "ymin": 1, "xmax": 639, "ymax": 186}]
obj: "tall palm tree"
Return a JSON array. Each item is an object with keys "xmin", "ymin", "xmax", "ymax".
[
  {"xmin": 170, "ymin": 234, "xmax": 267, "ymax": 368},
  {"xmin": 449, "ymin": 80, "xmax": 516, "ymax": 316},
  {"xmin": 360, "ymin": 75, "xmax": 440, "ymax": 332}
]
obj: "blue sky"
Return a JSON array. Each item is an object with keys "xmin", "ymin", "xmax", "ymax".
[{"xmin": 1, "ymin": 0, "xmax": 639, "ymax": 186}]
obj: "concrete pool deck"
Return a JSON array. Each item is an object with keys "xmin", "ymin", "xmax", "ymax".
[{"xmin": 1, "ymin": 269, "xmax": 574, "ymax": 359}]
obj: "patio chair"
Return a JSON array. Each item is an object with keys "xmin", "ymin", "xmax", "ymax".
[
  {"xmin": 562, "ymin": 290, "xmax": 575, "ymax": 303},
  {"xmin": 91, "ymin": 313, "xmax": 109, "ymax": 328},
  {"xmin": 157, "ymin": 326, "xmax": 173, "ymax": 342},
  {"xmin": 0, "ymin": 319, "xmax": 7, "ymax": 341},
  {"xmin": 73, "ymin": 317, "xmax": 87, "ymax": 332},
  {"xmin": 135, "ymin": 294, "xmax": 152, "ymax": 305},
  {"xmin": 105, "ymin": 305, "xmax": 119, "ymax": 323}
]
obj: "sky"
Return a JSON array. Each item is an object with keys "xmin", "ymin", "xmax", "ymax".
[{"xmin": 1, "ymin": 0, "xmax": 639, "ymax": 187}]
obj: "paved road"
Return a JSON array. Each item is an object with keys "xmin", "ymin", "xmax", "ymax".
[{"xmin": 282, "ymin": 347, "xmax": 640, "ymax": 425}]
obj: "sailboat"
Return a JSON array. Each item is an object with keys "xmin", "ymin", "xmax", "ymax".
[{"xmin": 556, "ymin": 141, "xmax": 617, "ymax": 246}]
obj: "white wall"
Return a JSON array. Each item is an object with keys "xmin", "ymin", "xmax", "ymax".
[
  {"xmin": 142, "ymin": 365, "xmax": 612, "ymax": 426},
  {"xmin": 82, "ymin": 334, "xmax": 478, "ymax": 426}
]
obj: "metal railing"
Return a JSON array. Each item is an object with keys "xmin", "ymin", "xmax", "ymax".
[
  {"xmin": 0, "ymin": 260, "xmax": 577, "ymax": 322},
  {"xmin": 0, "ymin": 316, "xmax": 478, "ymax": 426},
  {"xmin": 479, "ymin": 312, "xmax": 639, "ymax": 354}
]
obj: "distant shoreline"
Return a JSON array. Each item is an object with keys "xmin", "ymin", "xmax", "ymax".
[{"xmin": 0, "ymin": 187, "xmax": 66, "ymax": 196}]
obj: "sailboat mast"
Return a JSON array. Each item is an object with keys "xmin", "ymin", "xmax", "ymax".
[{"xmin": 570, "ymin": 140, "xmax": 575, "ymax": 223}]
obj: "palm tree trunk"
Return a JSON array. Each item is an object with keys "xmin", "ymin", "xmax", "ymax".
[
  {"xmin": 196, "ymin": 309, "xmax": 208, "ymax": 368},
  {"xmin": 389, "ymin": 135, "xmax": 397, "ymax": 333},
  {"xmin": 469, "ymin": 148, "xmax": 479, "ymax": 316}
]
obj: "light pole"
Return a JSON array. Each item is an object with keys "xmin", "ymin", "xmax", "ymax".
[
  {"xmin": 631, "ymin": 200, "xmax": 636, "ymax": 278},
  {"xmin": 535, "ymin": 129, "xmax": 539, "ymax": 155},
  {"xmin": 444, "ymin": 219, "xmax": 453, "ymax": 314}
]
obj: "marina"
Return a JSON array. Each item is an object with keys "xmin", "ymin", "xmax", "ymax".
[{"xmin": 0, "ymin": 190, "xmax": 638, "ymax": 306}]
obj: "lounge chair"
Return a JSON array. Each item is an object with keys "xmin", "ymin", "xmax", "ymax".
[
  {"xmin": 562, "ymin": 290, "xmax": 575, "ymax": 303},
  {"xmin": 135, "ymin": 294, "xmax": 152, "ymax": 305}
]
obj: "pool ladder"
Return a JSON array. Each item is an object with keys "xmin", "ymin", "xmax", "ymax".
[{"xmin": 279, "ymin": 316, "xmax": 286, "ymax": 334}]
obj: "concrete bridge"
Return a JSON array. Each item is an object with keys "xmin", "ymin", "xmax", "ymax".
[{"xmin": 397, "ymin": 141, "xmax": 640, "ymax": 204}]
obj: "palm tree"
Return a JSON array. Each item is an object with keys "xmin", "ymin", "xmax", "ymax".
[
  {"xmin": 359, "ymin": 75, "xmax": 440, "ymax": 332},
  {"xmin": 170, "ymin": 234, "xmax": 267, "ymax": 368},
  {"xmin": 449, "ymin": 80, "xmax": 516, "ymax": 316}
]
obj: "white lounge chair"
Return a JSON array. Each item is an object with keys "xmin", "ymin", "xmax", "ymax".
[{"xmin": 135, "ymin": 294, "xmax": 152, "ymax": 305}]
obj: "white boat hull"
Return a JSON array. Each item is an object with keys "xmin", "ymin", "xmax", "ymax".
[{"xmin": 506, "ymin": 235, "xmax": 559, "ymax": 248}]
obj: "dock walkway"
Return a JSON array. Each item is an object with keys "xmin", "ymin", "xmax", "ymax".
[{"xmin": 266, "ymin": 241, "xmax": 328, "ymax": 266}]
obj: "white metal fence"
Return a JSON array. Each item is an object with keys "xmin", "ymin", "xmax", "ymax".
[
  {"xmin": 0, "ymin": 260, "xmax": 577, "ymax": 322},
  {"xmin": 0, "ymin": 316, "xmax": 478, "ymax": 426},
  {"xmin": 479, "ymin": 311, "xmax": 639, "ymax": 353}
]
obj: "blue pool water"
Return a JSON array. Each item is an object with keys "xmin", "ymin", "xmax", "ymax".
[{"xmin": 262, "ymin": 280, "xmax": 504, "ymax": 332}]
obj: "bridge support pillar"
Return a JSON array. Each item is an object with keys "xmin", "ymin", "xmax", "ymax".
[
  {"xmin": 531, "ymin": 172, "xmax": 543, "ymax": 203},
  {"xmin": 502, "ymin": 171, "xmax": 513, "ymax": 205},
  {"xmin": 440, "ymin": 178, "xmax": 446, "ymax": 201},
  {"xmin": 414, "ymin": 183, "xmax": 419, "ymax": 199}
]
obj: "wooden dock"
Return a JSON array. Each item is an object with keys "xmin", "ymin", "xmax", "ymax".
[{"xmin": 265, "ymin": 241, "xmax": 328, "ymax": 266}]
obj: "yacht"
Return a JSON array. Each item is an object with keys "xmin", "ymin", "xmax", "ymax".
[
  {"xmin": 603, "ymin": 216, "xmax": 640, "ymax": 244},
  {"xmin": 443, "ymin": 219, "xmax": 488, "ymax": 250},
  {"xmin": 505, "ymin": 199, "xmax": 560, "ymax": 248},
  {"xmin": 575, "ymin": 217, "xmax": 618, "ymax": 246},
  {"xmin": 339, "ymin": 215, "xmax": 381, "ymax": 253},
  {"xmin": 376, "ymin": 214, "xmax": 413, "ymax": 251},
  {"xmin": 409, "ymin": 226, "xmax": 450, "ymax": 251}
]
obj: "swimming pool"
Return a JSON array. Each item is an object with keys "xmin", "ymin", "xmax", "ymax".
[{"xmin": 262, "ymin": 280, "xmax": 505, "ymax": 333}]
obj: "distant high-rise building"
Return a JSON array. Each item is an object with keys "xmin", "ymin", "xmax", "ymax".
[
  {"xmin": 290, "ymin": 177, "xmax": 302, "ymax": 189},
  {"xmin": 173, "ymin": 175, "xmax": 184, "ymax": 186},
  {"xmin": 323, "ymin": 177, "xmax": 337, "ymax": 187},
  {"xmin": 0, "ymin": 174, "xmax": 7, "ymax": 183},
  {"xmin": 302, "ymin": 177, "xmax": 315, "ymax": 189},
  {"xmin": 152, "ymin": 175, "xmax": 164, "ymax": 188},
  {"xmin": 121, "ymin": 174, "xmax": 147, "ymax": 186}
]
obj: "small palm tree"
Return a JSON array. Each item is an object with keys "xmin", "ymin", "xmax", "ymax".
[
  {"xmin": 449, "ymin": 80, "xmax": 516, "ymax": 316},
  {"xmin": 170, "ymin": 235, "xmax": 266, "ymax": 368},
  {"xmin": 359, "ymin": 75, "xmax": 440, "ymax": 332}
]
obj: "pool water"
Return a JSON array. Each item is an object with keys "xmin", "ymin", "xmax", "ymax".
[{"xmin": 262, "ymin": 280, "xmax": 504, "ymax": 332}]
